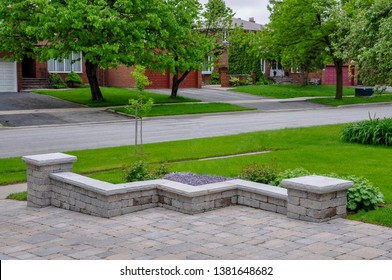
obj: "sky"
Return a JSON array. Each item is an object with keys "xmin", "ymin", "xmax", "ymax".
[{"xmin": 198, "ymin": 0, "xmax": 270, "ymax": 25}]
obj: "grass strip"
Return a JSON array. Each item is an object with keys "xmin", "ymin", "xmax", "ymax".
[
  {"xmin": 309, "ymin": 95, "xmax": 392, "ymax": 106},
  {"xmin": 34, "ymin": 87, "xmax": 200, "ymax": 107},
  {"xmin": 232, "ymin": 84, "xmax": 355, "ymax": 99},
  {"xmin": 114, "ymin": 102, "xmax": 254, "ymax": 117}
]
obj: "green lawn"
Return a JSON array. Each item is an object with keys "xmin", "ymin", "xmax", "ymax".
[
  {"xmin": 310, "ymin": 94, "xmax": 392, "ymax": 106},
  {"xmin": 2, "ymin": 124, "xmax": 392, "ymax": 227},
  {"xmin": 114, "ymin": 102, "xmax": 254, "ymax": 117},
  {"xmin": 34, "ymin": 87, "xmax": 200, "ymax": 107},
  {"xmin": 232, "ymin": 84, "xmax": 355, "ymax": 99}
]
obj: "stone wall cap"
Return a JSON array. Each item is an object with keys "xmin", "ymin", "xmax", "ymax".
[
  {"xmin": 232, "ymin": 179, "xmax": 287, "ymax": 200},
  {"xmin": 282, "ymin": 175, "xmax": 353, "ymax": 193},
  {"xmin": 23, "ymin": 153, "xmax": 77, "ymax": 166},
  {"xmin": 50, "ymin": 172, "xmax": 116, "ymax": 195}
]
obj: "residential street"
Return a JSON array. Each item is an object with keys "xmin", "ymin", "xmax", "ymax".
[{"xmin": 1, "ymin": 95, "xmax": 392, "ymax": 158}]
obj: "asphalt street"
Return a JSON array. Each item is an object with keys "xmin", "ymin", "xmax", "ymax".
[{"xmin": 1, "ymin": 102, "xmax": 392, "ymax": 158}]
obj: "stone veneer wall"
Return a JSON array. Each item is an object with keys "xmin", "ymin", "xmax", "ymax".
[
  {"xmin": 23, "ymin": 153, "xmax": 353, "ymax": 222},
  {"xmin": 48, "ymin": 172, "xmax": 287, "ymax": 218}
]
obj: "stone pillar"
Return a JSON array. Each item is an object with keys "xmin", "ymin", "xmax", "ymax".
[
  {"xmin": 251, "ymin": 71, "xmax": 257, "ymax": 84},
  {"xmin": 219, "ymin": 67, "xmax": 230, "ymax": 87},
  {"xmin": 282, "ymin": 175, "xmax": 353, "ymax": 223},
  {"xmin": 22, "ymin": 153, "xmax": 77, "ymax": 208}
]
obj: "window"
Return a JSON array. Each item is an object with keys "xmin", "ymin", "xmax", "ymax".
[
  {"xmin": 222, "ymin": 30, "xmax": 229, "ymax": 43},
  {"xmin": 260, "ymin": 59, "xmax": 266, "ymax": 74},
  {"xmin": 48, "ymin": 52, "xmax": 82, "ymax": 73},
  {"xmin": 202, "ymin": 56, "xmax": 214, "ymax": 74}
]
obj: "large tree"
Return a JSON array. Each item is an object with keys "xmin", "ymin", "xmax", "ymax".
[
  {"xmin": 0, "ymin": 0, "xmax": 169, "ymax": 101},
  {"xmin": 267, "ymin": 0, "xmax": 348, "ymax": 99},
  {"xmin": 340, "ymin": 0, "xmax": 392, "ymax": 86},
  {"xmin": 161, "ymin": 0, "xmax": 234, "ymax": 98}
]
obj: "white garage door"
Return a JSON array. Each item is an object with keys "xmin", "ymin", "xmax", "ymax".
[{"xmin": 0, "ymin": 60, "xmax": 17, "ymax": 92}]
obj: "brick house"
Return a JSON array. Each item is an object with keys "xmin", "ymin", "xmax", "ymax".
[
  {"xmin": 0, "ymin": 52, "xmax": 201, "ymax": 92},
  {"xmin": 202, "ymin": 17, "xmax": 263, "ymax": 84}
]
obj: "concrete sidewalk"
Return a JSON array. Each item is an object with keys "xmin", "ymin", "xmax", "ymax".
[{"xmin": 1, "ymin": 197, "xmax": 392, "ymax": 260}]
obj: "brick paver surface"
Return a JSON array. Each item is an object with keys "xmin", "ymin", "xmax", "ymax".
[{"xmin": 1, "ymin": 199, "xmax": 392, "ymax": 260}]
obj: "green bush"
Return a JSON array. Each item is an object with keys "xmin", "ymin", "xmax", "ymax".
[
  {"xmin": 48, "ymin": 73, "xmax": 67, "ymax": 89},
  {"xmin": 65, "ymin": 71, "xmax": 83, "ymax": 87},
  {"xmin": 239, "ymin": 77, "xmax": 252, "ymax": 86},
  {"xmin": 229, "ymin": 76, "xmax": 240, "ymax": 87},
  {"xmin": 271, "ymin": 168, "xmax": 311, "ymax": 186},
  {"xmin": 210, "ymin": 72, "xmax": 220, "ymax": 85},
  {"xmin": 343, "ymin": 175, "xmax": 384, "ymax": 212},
  {"xmin": 240, "ymin": 160, "xmax": 279, "ymax": 184},
  {"xmin": 256, "ymin": 74, "xmax": 270, "ymax": 85},
  {"xmin": 123, "ymin": 161, "xmax": 169, "ymax": 182},
  {"xmin": 341, "ymin": 117, "xmax": 392, "ymax": 146}
]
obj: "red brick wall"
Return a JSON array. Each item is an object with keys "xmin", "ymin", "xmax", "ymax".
[
  {"xmin": 105, "ymin": 65, "xmax": 135, "ymax": 88},
  {"xmin": 146, "ymin": 69, "xmax": 170, "ymax": 89},
  {"xmin": 179, "ymin": 70, "xmax": 201, "ymax": 88},
  {"xmin": 35, "ymin": 61, "xmax": 48, "ymax": 78},
  {"xmin": 288, "ymin": 71, "xmax": 323, "ymax": 84},
  {"xmin": 146, "ymin": 69, "xmax": 201, "ymax": 89}
]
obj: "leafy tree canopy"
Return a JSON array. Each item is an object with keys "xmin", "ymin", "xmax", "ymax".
[
  {"xmin": 266, "ymin": 0, "xmax": 348, "ymax": 98},
  {"xmin": 0, "ymin": 0, "xmax": 172, "ymax": 101},
  {"xmin": 340, "ymin": 0, "xmax": 392, "ymax": 85}
]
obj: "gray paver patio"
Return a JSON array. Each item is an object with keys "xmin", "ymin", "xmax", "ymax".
[{"xmin": 1, "ymin": 198, "xmax": 392, "ymax": 260}]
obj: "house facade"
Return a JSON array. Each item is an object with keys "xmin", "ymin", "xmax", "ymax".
[
  {"xmin": 0, "ymin": 52, "xmax": 201, "ymax": 92},
  {"xmin": 202, "ymin": 17, "xmax": 263, "ymax": 84}
]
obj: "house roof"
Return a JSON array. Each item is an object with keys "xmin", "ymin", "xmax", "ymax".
[{"xmin": 231, "ymin": 18, "xmax": 263, "ymax": 31}]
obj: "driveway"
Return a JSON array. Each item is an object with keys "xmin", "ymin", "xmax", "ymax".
[{"xmin": 0, "ymin": 92, "xmax": 129, "ymax": 127}]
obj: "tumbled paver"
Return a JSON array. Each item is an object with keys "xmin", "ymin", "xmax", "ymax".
[{"xmin": 1, "ymin": 199, "xmax": 392, "ymax": 260}]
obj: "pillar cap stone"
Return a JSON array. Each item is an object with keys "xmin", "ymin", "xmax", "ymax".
[
  {"xmin": 22, "ymin": 153, "xmax": 77, "ymax": 166},
  {"xmin": 282, "ymin": 175, "xmax": 353, "ymax": 194}
]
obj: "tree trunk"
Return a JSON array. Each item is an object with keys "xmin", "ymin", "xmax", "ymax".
[
  {"xmin": 334, "ymin": 59, "xmax": 343, "ymax": 100},
  {"xmin": 85, "ymin": 60, "xmax": 104, "ymax": 102},
  {"xmin": 301, "ymin": 65, "xmax": 307, "ymax": 86},
  {"xmin": 171, "ymin": 70, "xmax": 191, "ymax": 98}
]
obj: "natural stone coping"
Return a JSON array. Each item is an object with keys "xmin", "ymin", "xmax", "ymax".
[
  {"xmin": 49, "ymin": 172, "xmax": 287, "ymax": 199},
  {"xmin": 22, "ymin": 153, "xmax": 77, "ymax": 167},
  {"xmin": 282, "ymin": 175, "xmax": 353, "ymax": 194}
]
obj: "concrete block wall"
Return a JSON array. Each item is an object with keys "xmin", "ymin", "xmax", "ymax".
[{"xmin": 23, "ymin": 153, "xmax": 353, "ymax": 222}]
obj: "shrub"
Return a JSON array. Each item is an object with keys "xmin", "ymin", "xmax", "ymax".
[
  {"xmin": 123, "ymin": 161, "xmax": 169, "ymax": 182},
  {"xmin": 256, "ymin": 74, "xmax": 270, "ymax": 85},
  {"xmin": 64, "ymin": 71, "xmax": 83, "ymax": 87},
  {"xmin": 48, "ymin": 73, "xmax": 66, "ymax": 89},
  {"xmin": 271, "ymin": 168, "xmax": 311, "ymax": 186},
  {"xmin": 229, "ymin": 76, "xmax": 240, "ymax": 87},
  {"xmin": 342, "ymin": 175, "xmax": 384, "ymax": 212},
  {"xmin": 341, "ymin": 116, "xmax": 392, "ymax": 146},
  {"xmin": 240, "ymin": 160, "xmax": 279, "ymax": 184},
  {"xmin": 210, "ymin": 72, "xmax": 220, "ymax": 85},
  {"xmin": 239, "ymin": 77, "xmax": 252, "ymax": 86}
]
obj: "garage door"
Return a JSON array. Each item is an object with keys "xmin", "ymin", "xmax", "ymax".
[{"xmin": 0, "ymin": 60, "xmax": 17, "ymax": 92}]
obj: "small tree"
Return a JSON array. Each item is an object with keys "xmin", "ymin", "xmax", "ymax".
[{"xmin": 126, "ymin": 66, "xmax": 153, "ymax": 156}]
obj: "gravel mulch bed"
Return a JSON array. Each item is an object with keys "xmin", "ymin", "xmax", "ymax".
[{"xmin": 163, "ymin": 172, "xmax": 233, "ymax": 186}]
